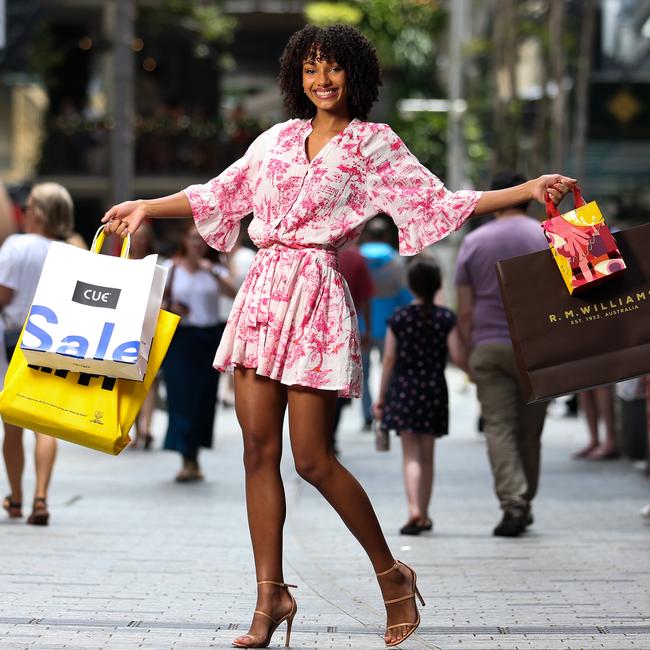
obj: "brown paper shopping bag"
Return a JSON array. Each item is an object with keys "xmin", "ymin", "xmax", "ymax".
[{"xmin": 496, "ymin": 224, "xmax": 650, "ymax": 403}]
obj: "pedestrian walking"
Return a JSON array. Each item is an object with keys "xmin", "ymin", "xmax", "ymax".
[
  {"xmin": 360, "ymin": 217, "xmax": 412, "ymax": 430},
  {"xmin": 103, "ymin": 25, "xmax": 574, "ymax": 647},
  {"xmin": 161, "ymin": 222, "xmax": 236, "ymax": 482},
  {"xmin": 374, "ymin": 258, "xmax": 467, "ymax": 536},
  {"xmin": 455, "ymin": 171, "xmax": 554, "ymax": 538},
  {"xmin": 1, "ymin": 182, "xmax": 75, "ymax": 526}
]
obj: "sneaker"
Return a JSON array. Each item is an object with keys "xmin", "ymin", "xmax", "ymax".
[{"xmin": 493, "ymin": 511, "xmax": 527, "ymax": 537}]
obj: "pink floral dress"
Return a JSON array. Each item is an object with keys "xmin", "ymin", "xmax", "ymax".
[{"xmin": 184, "ymin": 118, "xmax": 481, "ymax": 397}]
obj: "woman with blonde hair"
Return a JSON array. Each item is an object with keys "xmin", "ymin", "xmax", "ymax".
[{"xmin": 1, "ymin": 182, "xmax": 75, "ymax": 526}]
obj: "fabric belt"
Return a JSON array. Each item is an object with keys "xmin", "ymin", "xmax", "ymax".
[{"xmin": 245, "ymin": 245, "xmax": 338, "ymax": 327}]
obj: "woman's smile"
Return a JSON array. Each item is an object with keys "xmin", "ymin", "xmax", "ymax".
[{"xmin": 313, "ymin": 86, "xmax": 339, "ymax": 100}]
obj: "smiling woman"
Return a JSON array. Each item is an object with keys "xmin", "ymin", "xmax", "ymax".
[
  {"xmin": 278, "ymin": 24, "xmax": 380, "ymax": 121},
  {"xmin": 101, "ymin": 22, "xmax": 575, "ymax": 650}
]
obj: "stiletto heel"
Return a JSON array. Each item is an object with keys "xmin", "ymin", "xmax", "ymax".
[
  {"xmin": 284, "ymin": 615, "xmax": 293, "ymax": 647},
  {"xmin": 376, "ymin": 560, "xmax": 424, "ymax": 647},
  {"xmin": 232, "ymin": 581, "xmax": 297, "ymax": 649}
]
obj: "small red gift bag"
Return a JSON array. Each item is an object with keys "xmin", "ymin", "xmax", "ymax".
[{"xmin": 541, "ymin": 185, "xmax": 625, "ymax": 294}]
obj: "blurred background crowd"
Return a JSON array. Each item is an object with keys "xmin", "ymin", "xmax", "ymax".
[{"xmin": 0, "ymin": 0, "xmax": 649, "ymax": 528}]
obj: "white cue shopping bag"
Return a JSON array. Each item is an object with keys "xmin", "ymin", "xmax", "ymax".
[{"xmin": 20, "ymin": 226, "xmax": 168, "ymax": 381}]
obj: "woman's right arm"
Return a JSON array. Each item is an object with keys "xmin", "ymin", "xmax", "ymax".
[{"xmin": 102, "ymin": 191, "xmax": 192, "ymax": 238}]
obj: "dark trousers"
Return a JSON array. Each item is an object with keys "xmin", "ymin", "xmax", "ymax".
[{"xmin": 163, "ymin": 323, "xmax": 224, "ymax": 461}]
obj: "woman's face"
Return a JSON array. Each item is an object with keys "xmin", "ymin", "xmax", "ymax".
[{"xmin": 302, "ymin": 56, "xmax": 349, "ymax": 116}]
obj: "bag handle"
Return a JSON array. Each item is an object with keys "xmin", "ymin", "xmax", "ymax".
[
  {"xmin": 91, "ymin": 225, "xmax": 131, "ymax": 258},
  {"xmin": 545, "ymin": 184, "xmax": 586, "ymax": 219}
]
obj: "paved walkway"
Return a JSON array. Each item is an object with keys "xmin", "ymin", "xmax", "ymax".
[{"xmin": 1, "ymin": 369, "xmax": 649, "ymax": 650}]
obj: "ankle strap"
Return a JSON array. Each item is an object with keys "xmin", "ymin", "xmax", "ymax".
[
  {"xmin": 257, "ymin": 580, "xmax": 298, "ymax": 589},
  {"xmin": 376, "ymin": 560, "xmax": 401, "ymax": 577}
]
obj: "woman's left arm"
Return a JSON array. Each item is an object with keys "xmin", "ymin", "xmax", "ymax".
[
  {"xmin": 473, "ymin": 174, "xmax": 576, "ymax": 216},
  {"xmin": 365, "ymin": 126, "xmax": 575, "ymax": 254}
]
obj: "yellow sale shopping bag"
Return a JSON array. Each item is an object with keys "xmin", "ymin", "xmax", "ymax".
[{"xmin": 0, "ymin": 310, "xmax": 180, "ymax": 455}]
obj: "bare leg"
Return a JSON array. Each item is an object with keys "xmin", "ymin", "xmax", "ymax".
[
  {"xmin": 232, "ymin": 369, "xmax": 293, "ymax": 648},
  {"xmin": 34, "ymin": 432, "xmax": 57, "ymax": 499},
  {"xmin": 575, "ymin": 390, "xmax": 599, "ymax": 458},
  {"xmin": 588, "ymin": 385, "xmax": 618, "ymax": 458},
  {"xmin": 3, "ymin": 423, "xmax": 24, "ymax": 504},
  {"xmin": 417, "ymin": 435, "xmax": 435, "ymax": 523},
  {"xmin": 135, "ymin": 377, "xmax": 157, "ymax": 447},
  {"xmin": 288, "ymin": 386, "xmax": 421, "ymax": 646},
  {"xmin": 400, "ymin": 432, "xmax": 424, "ymax": 522}
]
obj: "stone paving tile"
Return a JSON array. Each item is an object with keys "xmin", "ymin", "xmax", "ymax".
[{"xmin": 0, "ymin": 369, "xmax": 649, "ymax": 649}]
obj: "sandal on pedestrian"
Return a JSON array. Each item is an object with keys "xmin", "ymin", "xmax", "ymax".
[
  {"xmin": 3, "ymin": 495, "xmax": 22, "ymax": 519},
  {"xmin": 399, "ymin": 518, "xmax": 422, "ymax": 536},
  {"xmin": 377, "ymin": 560, "xmax": 425, "ymax": 647},
  {"xmin": 418, "ymin": 518, "xmax": 433, "ymax": 532},
  {"xmin": 174, "ymin": 468, "xmax": 204, "ymax": 483},
  {"xmin": 26, "ymin": 497, "xmax": 49, "ymax": 526},
  {"xmin": 232, "ymin": 581, "xmax": 298, "ymax": 648}
]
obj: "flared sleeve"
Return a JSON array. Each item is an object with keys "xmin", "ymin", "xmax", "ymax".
[
  {"xmin": 364, "ymin": 124, "xmax": 482, "ymax": 256},
  {"xmin": 183, "ymin": 125, "xmax": 277, "ymax": 252}
]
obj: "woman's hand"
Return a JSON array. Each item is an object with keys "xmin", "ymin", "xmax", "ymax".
[
  {"xmin": 372, "ymin": 400, "xmax": 384, "ymax": 420},
  {"xmin": 101, "ymin": 199, "xmax": 148, "ymax": 238},
  {"xmin": 530, "ymin": 174, "xmax": 577, "ymax": 205}
]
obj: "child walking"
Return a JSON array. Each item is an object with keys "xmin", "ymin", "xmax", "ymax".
[{"xmin": 374, "ymin": 258, "xmax": 467, "ymax": 535}]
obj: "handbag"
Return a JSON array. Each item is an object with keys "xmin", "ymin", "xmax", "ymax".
[
  {"xmin": 0, "ymin": 309, "xmax": 180, "ymax": 455},
  {"xmin": 496, "ymin": 223, "xmax": 650, "ymax": 403}
]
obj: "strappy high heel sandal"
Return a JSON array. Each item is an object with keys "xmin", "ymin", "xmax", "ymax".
[
  {"xmin": 377, "ymin": 560, "xmax": 425, "ymax": 647},
  {"xmin": 232, "ymin": 580, "xmax": 298, "ymax": 648}
]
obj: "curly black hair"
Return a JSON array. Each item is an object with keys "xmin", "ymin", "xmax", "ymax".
[{"xmin": 278, "ymin": 24, "xmax": 381, "ymax": 120}]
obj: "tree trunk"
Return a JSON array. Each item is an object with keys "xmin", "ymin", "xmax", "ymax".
[
  {"xmin": 490, "ymin": 0, "xmax": 519, "ymax": 173},
  {"xmin": 110, "ymin": 0, "xmax": 135, "ymax": 205},
  {"xmin": 549, "ymin": 0, "xmax": 566, "ymax": 171},
  {"xmin": 531, "ymin": 38, "xmax": 550, "ymax": 177},
  {"xmin": 573, "ymin": 0, "xmax": 596, "ymax": 183},
  {"xmin": 505, "ymin": 0, "xmax": 518, "ymax": 169}
]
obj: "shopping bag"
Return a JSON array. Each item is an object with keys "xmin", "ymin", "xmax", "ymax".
[
  {"xmin": 0, "ymin": 310, "xmax": 180, "ymax": 455},
  {"xmin": 20, "ymin": 226, "xmax": 167, "ymax": 381},
  {"xmin": 496, "ymin": 223, "xmax": 650, "ymax": 403},
  {"xmin": 541, "ymin": 185, "xmax": 625, "ymax": 294}
]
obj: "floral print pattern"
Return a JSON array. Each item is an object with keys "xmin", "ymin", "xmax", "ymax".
[{"xmin": 184, "ymin": 118, "xmax": 481, "ymax": 396}]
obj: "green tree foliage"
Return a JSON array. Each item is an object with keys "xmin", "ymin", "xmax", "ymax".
[{"xmin": 303, "ymin": 0, "xmax": 488, "ymax": 181}]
